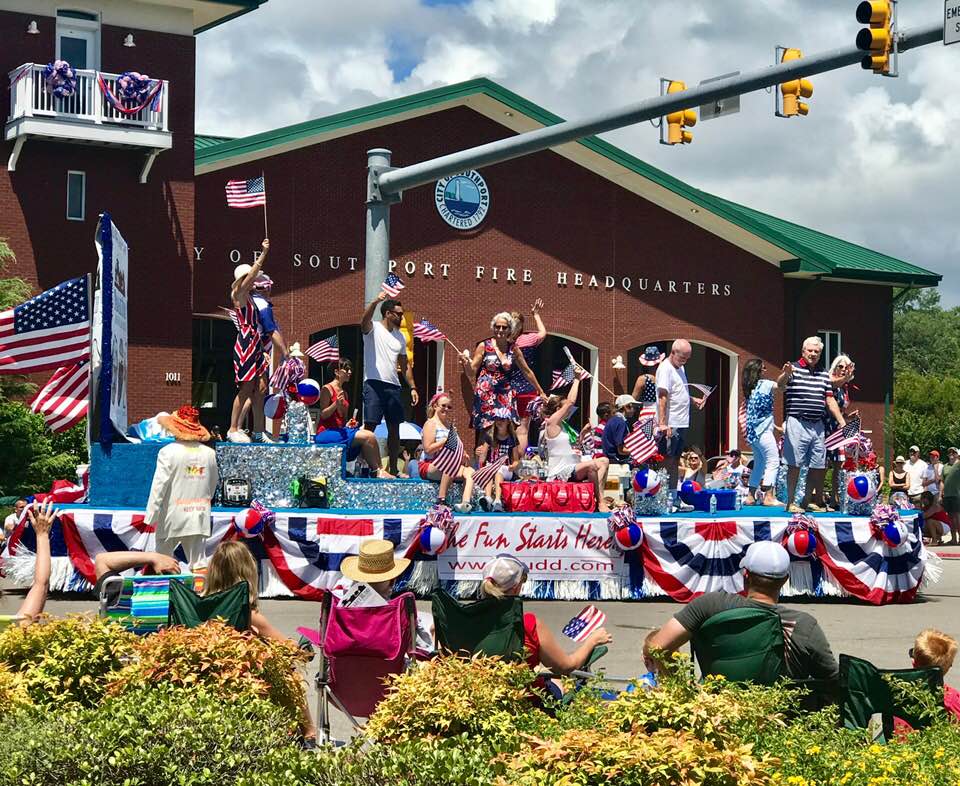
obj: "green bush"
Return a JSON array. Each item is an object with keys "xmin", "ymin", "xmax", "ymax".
[{"xmin": 0, "ymin": 402, "xmax": 87, "ymax": 497}]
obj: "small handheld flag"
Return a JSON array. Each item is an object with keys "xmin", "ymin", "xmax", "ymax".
[
  {"xmin": 430, "ymin": 426, "xmax": 465, "ymax": 477},
  {"xmin": 306, "ymin": 334, "xmax": 340, "ymax": 363},
  {"xmin": 472, "ymin": 455, "xmax": 508, "ymax": 491},
  {"xmin": 550, "ymin": 362, "xmax": 589, "ymax": 391},
  {"xmin": 687, "ymin": 383, "xmax": 716, "ymax": 399},
  {"xmin": 825, "ymin": 414, "xmax": 861, "ymax": 451},
  {"xmin": 381, "ymin": 273, "xmax": 405, "ymax": 298},
  {"xmin": 625, "ymin": 417, "xmax": 658, "ymax": 464},
  {"xmin": 225, "ymin": 176, "xmax": 266, "ymax": 208},
  {"xmin": 413, "ymin": 320, "xmax": 446, "ymax": 343},
  {"xmin": 562, "ymin": 605, "xmax": 607, "ymax": 642}
]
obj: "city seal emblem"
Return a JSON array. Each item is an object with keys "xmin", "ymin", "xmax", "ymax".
[{"xmin": 434, "ymin": 170, "xmax": 490, "ymax": 230}]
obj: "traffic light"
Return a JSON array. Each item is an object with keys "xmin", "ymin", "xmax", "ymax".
[
  {"xmin": 778, "ymin": 48, "xmax": 813, "ymax": 117},
  {"xmin": 664, "ymin": 81, "xmax": 696, "ymax": 145},
  {"xmin": 856, "ymin": 0, "xmax": 895, "ymax": 75}
]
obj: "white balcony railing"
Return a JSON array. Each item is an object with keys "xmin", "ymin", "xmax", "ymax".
[{"xmin": 7, "ymin": 63, "xmax": 169, "ymax": 132}]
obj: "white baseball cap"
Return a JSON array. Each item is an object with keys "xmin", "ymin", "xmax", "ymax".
[
  {"xmin": 615, "ymin": 394, "xmax": 641, "ymax": 409},
  {"xmin": 909, "ymin": 445, "xmax": 920, "ymax": 453},
  {"xmin": 482, "ymin": 554, "xmax": 529, "ymax": 590},
  {"xmin": 739, "ymin": 541, "xmax": 790, "ymax": 579}
]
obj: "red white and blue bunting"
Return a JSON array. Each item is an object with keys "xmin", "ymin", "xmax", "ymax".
[
  {"xmin": 96, "ymin": 72, "xmax": 163, "ymax": 114},
  {"xmin": 2, "ymin": 509, "xmax": 939, "ymax": 605}
]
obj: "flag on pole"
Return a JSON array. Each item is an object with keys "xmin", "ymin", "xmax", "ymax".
[
  {"xmin": 29, "ymin": 361, "xmax": 89, "ymax": 433},
  {"xmin": 562, "ymin": 605, "xmax": 607, "ymax": 642},
  {"xmin": 413, "ymin": 320, "xmax": 446, "ymax": 343},
  {"xmin": 305, "ymin": 334, "xmax": 339, "ymax": 363},
  {"xmin": 687, "ymin": 383, "xmax": 716, "ymax": 399},
  {"xmin": 381, "ymin": 273, "xmax": 405, "ymax": 298},
  {"xmin": 220, "ymin": 306, "xmax": 241, "ymax": 331},
  {"xmin": 738, "ymin": 400, "xmax": 748, "ymax": 437},
  {"xmin": 624, "ymin": 417, "xmax": 658, "ymax": 464},
  {"xmin": 0, "ymin": 277, "xmax": 90, "ymax": 375},
  {"xmin": 825, "ymin": 415, "xmax": 862, "ymax": 451},
  {"xmin": 225, "ymin": 176, "xmax": 266, "ymax": 208},
  {"xmin": 429, "ymin": 426, "xmax": 465, "ymax": 477},
  {"xmin": 472, "ymin": 455, "xmax": 508, "ymax": 491},
  {"xmin": 550, "ymin": 362, "xmax": 589, "ymax": 391}
]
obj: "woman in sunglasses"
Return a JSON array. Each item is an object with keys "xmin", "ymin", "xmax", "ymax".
[{"xmin": 421, "ymin": 392, "xmax": 476, "ymax": 512}]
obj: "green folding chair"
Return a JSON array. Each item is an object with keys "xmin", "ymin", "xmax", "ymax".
[
  {"xmin": 99, "ymin": 574, "xmax": 199, "ymax": 635},
  {"xmin": 690, "ymin": 606, "xmax": 786, "ymax": 685},
  {"xmin": 431, "ymin": 589, "xmax": 526, "ymax": 661},
  {"xmin": 839, "ymin": 653, "xmax": 943, "ymax": 740},
  {"xmin": 167, "ymin": 578, "xmax": 251, "ymax": 632}
]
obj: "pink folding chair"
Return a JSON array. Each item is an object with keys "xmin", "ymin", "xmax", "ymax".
[{"xmin": 298, "ymin": 590, "xmax": 416, "ymax": 743}]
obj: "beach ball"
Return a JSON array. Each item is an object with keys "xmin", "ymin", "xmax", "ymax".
[
  {"xmin": 296, "ymin": 378, "xmax": 321, "ymax": 406},
  {"xmin": 614, "ymin": 522, "xmax": 644, "ymax": 551},
  {"xmin": 418, "ymin": 525, "xmax": 447, "ymax": 556},
  {"xmin": 264, "ymin": 393, "xmax": 286, "ymax": 421},
  {"xmin": 235, "ymin": 508, "xmax": 266, "ymax": 538},
  {"xmin": 632, "ymin": 468, "xmax": 661, "ymax": 498},
  {"xmin": 679, "ymin": 479, "xmax": 702, "ymax": 504},
  {"xmin": 880, "ymin": 520, "xmax": 909, "ymax": 548},
  {"xmin": 846, "ymin": 473, "xmax": 876, "ymax": 503},
  {"xmin": 785, "ymin": 529, "xmax": 817, "ymax": 558}
]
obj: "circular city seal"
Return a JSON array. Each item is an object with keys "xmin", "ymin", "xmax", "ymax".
[{"xmin": 434, "ymin": 170, "xmax": 490, "ymax": 230}]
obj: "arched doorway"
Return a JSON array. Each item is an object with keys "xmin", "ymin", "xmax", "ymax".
[
  {"xmin": 625, "ymin": 339, "xmax": 739, "ymax": 460},
  {"xmin": 526, "ymin": 333, "xmax": 598, "ymax": 431},
  {"xmin": 192, "ymin": 316, "xmax": 236, "ymax": 432}
]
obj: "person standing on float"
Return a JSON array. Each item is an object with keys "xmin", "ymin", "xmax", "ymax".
[
  {"xmin": 227, "ymin": 238, "xmax": 271, "ymax": 443},
  {"xmin": 509, "ymin": 298, "xmax": 547, "ymax": 456}
]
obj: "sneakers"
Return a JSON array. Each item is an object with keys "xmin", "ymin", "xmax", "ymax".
[
  {"xmin": 227, "ymin": 429, "xmax": 250, "ymax": 444},
  {"xmin": 479, "ymin": 496, "xmax": 493, "ymax": 512},
  {"xmin": 492, "ymin": 500, "xmax": 504, "ymax": 512},
  {"xmin": 787, "ymin": 504, "xmax": 805, "ymax": 514},
  {"xmin": 453, "ymin": 502, "xmax": 473, "ymax": 513},
  {"xmin": 252, "ymin": 432, "xmax": 275, "ymax": 444}
]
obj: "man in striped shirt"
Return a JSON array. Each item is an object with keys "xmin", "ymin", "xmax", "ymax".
[{"xmin": 777, "ymin": 336, "xmax": 846, "ymax": 514}]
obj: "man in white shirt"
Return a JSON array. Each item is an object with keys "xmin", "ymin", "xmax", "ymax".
[
  {"xmin": 656, "ymin": 339, "xmax": 705, "ymax": 494},
  {"xmin": 2, "ymin": 498, "xmax": 27, "ymax": 543},
  {"xmin": 361, "ymin": 292, "xmax": 419, "ymax": 475},
  {"xmin": 904, "ymin": 445, "xmax": 928, "ymax": 504}
]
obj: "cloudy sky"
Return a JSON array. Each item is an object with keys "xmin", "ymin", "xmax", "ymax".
[{"xmin": 197, "ymin": 0, "xmax": 959, "ymax": 304}]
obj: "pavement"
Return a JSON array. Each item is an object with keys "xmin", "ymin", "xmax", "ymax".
[{"xmin": 3, "ymin": 558, "xmax": 959, "ymax": 741}]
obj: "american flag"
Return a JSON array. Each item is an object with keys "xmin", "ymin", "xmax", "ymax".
[
  {"xmin": 825, "ymin": 414, "xmax": 862, "ymax": 451},
  {"xmin": 381, "ymin": 273, "xmax": 405, "ymax": 298},
  {"xmin": 738, "ymin": 400, "xmax": 747, "ymax": 437},
  {"xmin": 225, "ymin": 176, "xmax": 266, "ymax": 208},
  {"xmin": 550, "ymin": 362, "xmax": 589, "ymax": 391},
  {"xmin": 562, "ymin": 605, "xmax": 607, "ymax": 642},
  {"xmin": 472, "ymin": 455, "xmax": 508, "ymax": 492},
  {"xmin": 687, "ymin": 383, "xmax": 716, "ymax": 399},
  {"xmin": 306, "ymin": 334, "xmax": 339, "ymax": 363},
  {"xmin": 413, "ymin": 320, "xmax": 445, "ymax": 343},
  {"xmin": 0, "ymin": 277, "xmax": 90, "ymax": 375},
  {"xmin": 29, "ymin": 361, "xmax": 89, "ymax": 433},
  {"xmin": 220, "ymin": 306, "xmax": 241, "ymax": 331},
  {"xmin": 430, "ymin": 426, "xmax": 465, "ymax": 477},
  {"xmin": 624, "ymin": 417, "xmax": 658, "ymax": 464}
]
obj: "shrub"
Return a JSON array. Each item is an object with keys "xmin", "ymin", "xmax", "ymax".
[
  {"xmin": 0, "ymin": 662, "xmax": 30, "ymax": 714},
  {"xmin": 108, "ymin": 619, "xmax": 309, "ymax": 722},
  {"xmin": 0, "ymin": 684, "xmax": 298, "ymax": 786},
  {"xmin": 364, "ymin": 655, "xmax": 555, "ymax": 747},
  {"xmin": 0, "ymin": 614, "xmax": 137, "ymax": 707}
]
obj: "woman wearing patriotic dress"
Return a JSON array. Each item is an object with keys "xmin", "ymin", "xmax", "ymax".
[
  {"xmin": 421, "ymin": 392, "xmax": 475, "ymax": 512},
  {"xmin": 631, "ymin": 345, "xmax": 664, "ymax": 418},
  {"xmin": 227, "ymin": 238, "xmax": 270, "ymax": 443},
  {"xmin": 509, "ymin": 299, "xmax": 547, "ymax": 455}
]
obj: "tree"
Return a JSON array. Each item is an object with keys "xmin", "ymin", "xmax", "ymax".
[{"xmin": 0, "ymin": 238, "xmax": 36, "ymax": 401}]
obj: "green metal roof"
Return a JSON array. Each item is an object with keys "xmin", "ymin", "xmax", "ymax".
[
  {"xmin": 195, "ymin": 134, "xmax": 234, "ymax": 150},
  {"xmin": 193, "ymin": 77, "xmax": 940, "ymax": 288}
]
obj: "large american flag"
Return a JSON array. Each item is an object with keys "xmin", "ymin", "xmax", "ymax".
[
  {"xmin": 825, "ymin": 414, "xmax": 862, "ymax": 451},
  {"xmin": 29, "ymin": 360, "xmax": 89, "ymax": 432},
  {"xmin": 225, "ymin": 176, "xmax": 266, "ymax": 208},
  {"xmin": 550, "ymin": 362, "xmax": 589, "ymax": 391},
  {"xmin": 306, "ymin": 334, "xmax": 339, "ymax": 363},
  {"xmin": 0, "ymin": 276, "xmax": 90, "ymax": 375},
  {"xmin": 381, "ymin": 273, "xmax": 405, "ymax": 298},
  {"xmin": 430, "ymin": 426, "xmax": 465, "ymax": 477},
  {"xmin": 738, "ymin": 400, "xmax": 748, "ymax": 437},
  {"xmin": 413, "ymin": 320, "xmax": 445, "ymax": 343},
  {"xmin": 625, "ymin": 416, "xmax": 658, "ymax": 464},
  {"xmin": 472, "ymin": 455, "xmax": 508, "ymax": 492},
  {"xmin": 562, "ymin": 605, "xmax": 607, "ymax": 642}
]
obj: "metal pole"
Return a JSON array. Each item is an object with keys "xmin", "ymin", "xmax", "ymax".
[
  {"xmin": 364, "ymin": 148, "xmax": 394, "ymax": 304},
  {"xmin": 376, "ymin": 21, "xmax": 942, "ymax": 196}
]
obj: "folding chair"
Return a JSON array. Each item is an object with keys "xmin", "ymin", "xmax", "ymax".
[
  {"xmin": 167, "ymin": 579, "xmax": 251, "ymax": 632},
  {"xmin": 298, "ymin": 591, "xmax": 417, "ymax": 744},
  {"xmin": 690, "ymin": 606, "xmax": 786, "ymax": 685},
  {"xmin": 838, "ymin": 653, "xmax": 943, "ymax": 740},
  {"xmin": 99, "ymin": 574, "xmax": 199, "ymax": 635}
]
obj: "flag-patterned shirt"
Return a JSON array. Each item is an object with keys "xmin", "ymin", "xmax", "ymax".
[{"xmin": 783, "ymin": 358, "xmax": 834, "ymax": 421}]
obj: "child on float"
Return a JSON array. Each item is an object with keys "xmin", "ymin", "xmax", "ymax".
[
  {"xmin": 540, "ymin": 374, "xmax": 610, "ymax": 513},
  {"xmin": 203, "ymin": 540, "xmax": 319, "ymax": 747},
  {"xmin": 420, "ymin": 392, "xmax": 476, "ymax": 513},
  {"xmin": 479, "ymin": 417, "xmax": 522, "ymax": 512},
  {"xmin": 0, "ymin": 501, "xmax": 57, "ymax": 628},
  {"xmin": 227, "ymin": 238, "xmax": 271, "ymax": 443},
  {"xmin": 314, "ymin": 358, "xmax": 393, "ymax": 478}
]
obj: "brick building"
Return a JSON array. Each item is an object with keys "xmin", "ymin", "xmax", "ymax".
[{"xmin": 194, "ymin": 79, "xmax": 939, "ymax": 457}]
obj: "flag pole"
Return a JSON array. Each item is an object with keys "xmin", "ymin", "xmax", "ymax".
[
  {"xmin": 261, "ymin": 171, "xmax": 268, "ymax": 237},
  {"xmin": 85, "ymin": 271, "xmax": 93, "ymax": 453},
  {"xmin": 444, "ymin": 336, "xmax": 463, "ymax": 355}
]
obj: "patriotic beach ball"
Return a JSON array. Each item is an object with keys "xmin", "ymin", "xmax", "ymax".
[
  {"xmin": 296, "ymin": 379, "xmax": 322, "ymax": 406},
  {"xmin": 679, "ymin": 479, "xmax": 702, "ymax": 504},
  {"xmin": 235, "ymin": 507, "xmax": 266, "ymax": 538},
  {"xmin": 614, "ymin": 523, "xmax": 644, "ymax": 551},
  {"xmin": 880, "ymin": 520, "xmax": 909, "ymax": 548},
  {"xmin": 846, "ymin": 473, "xmax": 876, "ymax": 503},
  {"xmin": 632, "ymin": 468, "xmax": 661, "ymax": 498},
  {"xmin": 785, "ymin": 529, "xmax": 818, "ymax": 558},
  {"xmin": 264, "ymin": 393, "xmax": 286, "ymax": 421},
  {"xmin": 418, "ymin": 525, "xmax": 447, "ymax": 556}
]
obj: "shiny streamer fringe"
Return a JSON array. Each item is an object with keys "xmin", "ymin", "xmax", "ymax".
[{"xmin": 2, "ymin": 553, "xmax": 90, "ymax": 593}]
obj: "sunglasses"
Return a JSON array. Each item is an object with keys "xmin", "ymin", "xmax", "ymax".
[
  {"xmin": 493, "ymin": 324, "xmax": 511, "ymax": 331},
  {"xmin": 438, "ymin": 404, "xmax": 452, "ymax": 411}
]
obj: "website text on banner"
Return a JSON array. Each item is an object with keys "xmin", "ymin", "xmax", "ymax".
[{"xmin": 437, "ymin": 516, "xmax": 625, "ymax": 581}]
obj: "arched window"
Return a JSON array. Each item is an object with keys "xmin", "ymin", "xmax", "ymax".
[{"xmin": 525, "ymin": 335, "xmax": 594, "ymax": 431}]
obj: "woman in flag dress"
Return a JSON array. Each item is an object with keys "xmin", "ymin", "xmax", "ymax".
[
  {"xmin": 421, "ymin": 392, "xmax": 476, "ymax": 513},
  {"xmin": 823, "ymin": 354, "xmax": 856, "ymax": 509},
  {"xmin": 227, "ymin": 238, "xmax": 270, "ymax": 443},
  {"xmin": 631, "ymin": 345, "xmax": 665, "ymax": 418},
  {"xmin": 509, "ymin": 299, "xmax": 547, "ymax": 456},
  {"xmin": 460, "ymin": 312, "xmax": 544, "ymax": 459}
]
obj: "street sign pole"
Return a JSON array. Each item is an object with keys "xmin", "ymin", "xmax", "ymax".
[{"xmin": 946, "ymin": 0, "xmax": 960, "ymax": 45}]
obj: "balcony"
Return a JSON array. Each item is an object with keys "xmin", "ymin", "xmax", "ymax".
[{"xmin": 6, "ymin": 63, "xmax": 172, "ymax": 182}]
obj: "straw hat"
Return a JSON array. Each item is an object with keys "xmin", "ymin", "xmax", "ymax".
[
  {"xmin": 233, "ymin": 263, "xmax": 253, "ymax": 283},
  {"xmin": 288, "ymin": 342, "xmax": 305, "ymax": 358},
  {"xmin": 340, "ymin": 539, "xmax": 410, "ymax": 583},
  {"xmin": 158, "ymin": 405, "xmax": 210, "ymax": 442}
]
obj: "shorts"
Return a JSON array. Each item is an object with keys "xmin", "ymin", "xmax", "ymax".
[
  {"xmin": 657, "ymin": 427, "xmax": 686, "ymax": 458},
  {"xmin": 314, "ymin": 426, "xmax": 361, "ymax": 461},
  {"xmin": 782, "ymin": 416, "xmax": 826, "ymax": 470},
  {"xmin": 516, "ymin": 392, "xmax": 538, "ymax": 419},
  {"xmin": 362, "ymin": 380, "xmax": 404, "ymax": 426},
  {"xmin": 943, "ymin": 496, "xmax": 960, "ymax": 515}
]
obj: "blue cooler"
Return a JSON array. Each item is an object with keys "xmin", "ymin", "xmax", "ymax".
[{"xmin": 691, "ymin": 489, "xmax": 737, "ymax": 512}]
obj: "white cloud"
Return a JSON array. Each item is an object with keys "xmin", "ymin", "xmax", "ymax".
[{"xmin": 410, "ymin": 36, "xmax": 503, "ymax": 84}]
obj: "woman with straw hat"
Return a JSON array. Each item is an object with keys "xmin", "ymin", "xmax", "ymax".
[
  {"xmin": 227, "ymin": 237, "xmax": 271, "ymax": 443},
  {"xmin": 146, "ymin": 406, "xmax": 219, "ymax": 569},
  {"xmin": 340, "ymin": 539, "xmax": 411, "ymax": 598}
]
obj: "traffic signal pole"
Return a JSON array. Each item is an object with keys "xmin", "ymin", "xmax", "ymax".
[{"xmin": 364, "ymin": 20, "xmax": 943, "ymax": 301}]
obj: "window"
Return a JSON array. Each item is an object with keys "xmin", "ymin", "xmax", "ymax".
[
  {"xmin": 817, "ymin": 330, "xmax": 842, "ymax": 370},
  {"xmin": 66, "ymin": 171, "xmax": 85, "ymax": 221},
  {"xmin": 56, "ymin": 9, "xmax": 100, "ymax": 70}
]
